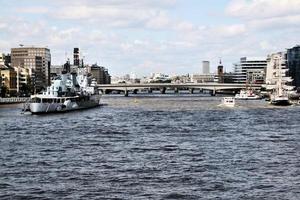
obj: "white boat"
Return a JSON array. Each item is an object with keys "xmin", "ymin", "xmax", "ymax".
[
  {"xmin": 270, "ymin": 95, "xmax": 290, "ymax": 106},
  {"xmin": 25, "ymin": 67, "xmax": 101, "ymax": 114},
  {"xmin": 269, "ymin": 58, "xmax": 292, "ymax": 106},
  {"xmin": 221, "ymin": 97, "xmax": 235, "ymax": 107},
  {"xmin": 235, "ymin": 89, "xmax": 261, "ymax": 100}
]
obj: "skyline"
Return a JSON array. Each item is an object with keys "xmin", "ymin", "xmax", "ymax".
[{"xmin": 0, "ymin": 0, "xmax": 300, "ymax": 76}]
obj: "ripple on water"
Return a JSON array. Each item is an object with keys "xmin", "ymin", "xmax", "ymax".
[{"xmin": 0, "ymin": 96, "xmax": 299, "ymax": 199}]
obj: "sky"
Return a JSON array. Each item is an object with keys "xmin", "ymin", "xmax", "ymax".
[{"xmin": 0, "ymin": 0, "xmax": 299, "ymax": 77}]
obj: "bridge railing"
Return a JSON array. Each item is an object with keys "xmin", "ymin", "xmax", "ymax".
[
  {"xmin": 0, "ymin": 97, "xmax": 30, "ymax": 103},
  {"xmin": 97, "ymin": 83, "xmax": 262, "ymax": 88}
]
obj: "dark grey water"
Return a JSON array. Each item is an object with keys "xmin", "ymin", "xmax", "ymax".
[{"xmin": 0, "ymin": 95, "xmax": 300, "ymax": 200}]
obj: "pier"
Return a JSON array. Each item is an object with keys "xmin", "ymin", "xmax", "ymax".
[{"xmin": 97, "ymin": 83, "xmax": 262, "ymax": 96}]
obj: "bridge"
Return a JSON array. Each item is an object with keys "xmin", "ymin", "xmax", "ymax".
[{"xmin": 97, "ymin": 83, "xmax": 262, "ymax": 96}]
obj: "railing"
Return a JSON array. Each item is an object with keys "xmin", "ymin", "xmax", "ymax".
[{"xmin": 0, "ymin": 97, "xmax": 30, "ymax": 103}]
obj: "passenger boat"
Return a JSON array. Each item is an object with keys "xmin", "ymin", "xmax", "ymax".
[
  {"xmin": 24, "ymin": 68, "xmax": 101, "ymax": 114},
  {"xmin": 221, "ymin": 97, "xmax": 235, "ymax": 107},
  {"xmin": 235, "ymin": 89, "xmax": 261, "ymax": 100}
]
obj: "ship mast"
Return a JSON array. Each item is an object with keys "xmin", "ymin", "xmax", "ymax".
[{"xmin": 275, "ymin": 57, "xmax": 282, "ymax": 97}]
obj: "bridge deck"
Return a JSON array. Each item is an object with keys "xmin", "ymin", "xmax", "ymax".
[{"xmin": 97, "ymin": 83, "xmax": 262, "ymax": 90}]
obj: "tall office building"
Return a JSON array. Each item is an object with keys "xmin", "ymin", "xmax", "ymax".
[
  {"xmin": 233, "ymin": 57, "xmax": 267, "ymax": 84},
  {"xmin": 287, "ymin": 45, "xmax": 300, "ymax": 89},
  {"xmin": 202, "ymin": 61, "xmax": 210, "ymax": 74},
  {"xmin": 73, "ymin": 48, "xmax": 80, "ymax": 66},
  {"xmin": 11, "ymin": 47, "xmax": 51, "ymax": 90}
]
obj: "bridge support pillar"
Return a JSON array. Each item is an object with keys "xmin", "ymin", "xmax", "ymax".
[
  {"xmin": 189, "ymin": 88, "xmax": 194, "ymax": 94},
  {"xmin": 124, "ymin": 90, "xmax": 129, "ymax": 97},
  {"xmin": 160, "ymin": 87, "xmax": 166, "ymax": 94},
  {"xmin": 174, "ymin": 88, "xmax": 179, "ymax": 93},
  {"xmin": 210, "ymin": 90, "xmax": 216, "ymax": 96}
]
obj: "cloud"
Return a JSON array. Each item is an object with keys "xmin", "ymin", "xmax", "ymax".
[
  {"xmin": 226, "ymin": 0, "xmax": 300, "ymax": 30},
  {"xmin": 145, "ymin": 11, "xmax": 171, "ymax": 29},
  {"xmin": 248, "ymin": 14, "xmax": 300, "ymax": 29},
  {"xmin": 48, "ymin": 27, "xmax": 81, "ymax": 46},
  {"xmin": 0, "ymin": 22, "xmax": 7, "ymax": 30},
  {"xmin": 1, "ymin": 0, "xmax": 299, "ymax": 76},
  {"xmin": 226, "ymin": 0, "xmax": 300, "ymax": 19},
  {"xmin": 15, "ymin": 6, "xmax": 49, "ymax": 14}
]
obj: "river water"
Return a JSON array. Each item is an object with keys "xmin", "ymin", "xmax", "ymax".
[{"xmin": 0, "ymin": 94, "xmax": 299, "ymax": 199}]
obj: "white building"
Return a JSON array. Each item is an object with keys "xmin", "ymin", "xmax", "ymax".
[
  {"xmin": 191, "ymin": 74, "xmax": 215, "ymax": 83},
  {"xmin": 233, "ymin": 57, "xmax": 267, "ymax": 84},
  {"xmin": 148, "ymin": 73, "xmax": 171, "ymax": 83},
  {"xmin": 202, "ymin": 61, "xmax": 210, "ymax": 74}
]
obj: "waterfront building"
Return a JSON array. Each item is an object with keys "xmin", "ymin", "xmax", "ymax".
[
  {"xmin": 223, "ymin": 73, "xmax": 235, "ymax": 83},
  {"xmin": 148, "ymin": 73, "xmax": 171, "ymax": 83},
  {"xmin": 202, "ymin": 61, "xmax": 210, "ymax": 74},
  {"xmin": 11, "ymin": 47, "xmax": 51, "ymax": 90},
  {"xmin": 112, "ymin": 74, "xmax": 139, "ymax": 84},
  {"xmin": 90, "ymin": 64, "xmax": 111, "ymax": 84},
  {"xmin": 287, "ymin": 45, "xmax": 300, "ymax": 89},
  {"xmin": 191, "ymin": 74, "xmax": 215, "ymax": 83},
  {"xmin": 172, "ymin": 74, "xmax": 191, "ymax": 83},
  {"xmin": 0, "ymin": 65, "xmax": 17, "ymax": 96},
  {"xmin": 233, "ymin": 57, "xmax": 267, "ymax": 84},
  {"xmin": 50, "ymin": 63, "xmax": 80, "ymax": 78},
  {"xmin": 0, "ymin": 53, "xmax": 11, "ymax": 66},
  {"xmin": 50, "ymin": 65, "xmax": 64, "ymax": 77}
]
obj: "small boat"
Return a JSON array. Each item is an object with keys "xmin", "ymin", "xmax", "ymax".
[
  {"xmin": 221, "ymin": 97, "xmax": 235, "ymax": 107},
  {"xmin": 270, "ymin": 95, "xmax": 291, "ymax": 106},
  {"xmin": 235, "ymin": 89, "xmax": 261, "ymax": 100}
]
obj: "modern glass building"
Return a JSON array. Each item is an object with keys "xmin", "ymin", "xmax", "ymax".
[
  {"xmin": 287, "ymin": 45, "xmax": 300, "ymax": 89},
  {"xmin": 232, "ymin": 57, "xmax": 267, "ymax": 84}
]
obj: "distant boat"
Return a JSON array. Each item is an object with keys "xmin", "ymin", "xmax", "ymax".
[
  {"xmin": 235, "ymin": 89, "xmax": 261, "ymax": 100},
  {"xmin": 270, "ymin": 95, "xmax": 290, "ymax": 106},
  {"xmin": 221, "ymin": 97, "xmax": 235, "ymax": 107}
]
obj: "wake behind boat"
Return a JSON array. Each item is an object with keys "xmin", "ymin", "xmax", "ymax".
[{"xmin": 24, "ymin": 65, "xmax": 101, "ymax": 114}]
